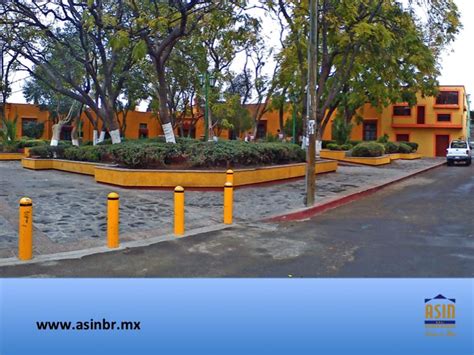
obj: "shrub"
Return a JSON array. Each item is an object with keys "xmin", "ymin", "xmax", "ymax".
[
  {"xmin": 332, "ymin": 116, "xmax": 353, "ymax": 145},
  {"xmin": 63, "ymin": 146, "xmax": 105, "ymax": 162},
  {"xmin": 384, "ymin": 142, "xmax": 399, "ymax": 154},
  {"xmin": 0, "ymin": 142, "xmax": 20, "ymax": 153},
  {"xmin": 398, "ymin": 143, "xmax": 413, "ymax": 154},
  {"xmin": 327, "ymin": 143, "xmax": 340, "ymax": 151},
  {"xmin": 28, "ymin": 145, "xmax": 66, "ymax": 158},
  {"xmin": 17, "ymin": 139, "xmax": 47, "ymax": 148},
  {"xmin": 349, "ymin": 140, "xmax": 362, "ymax": 146},
  {"xmin": 322, "ymin": 140, "xmax": 336, "ymax": 148},
  {"xmin": 400, "ymin": 141, "xmax": 418, "ymax": 152},
  {"xmin": 28, "ymin": 140, "xmax": 306, "ymax": 169},
  {"xmin": 351, "ymin": 142, "xmax": 385, "ymax": 157},
  {"xmin": 340, "ymin": 143, "xmax": 353, "ymax": 151},
  {"xmin": 377, "ymin": 134, "xmax": 390, "ymax": 144},
  {"xmin": 111, "ymin": 144, "xmax": 169, "ymax": 168},
  {"xmin": 22, "ymin": 121, "xmax": 44, "ymax": 139},
  {"xmin": 263, "ymin": 133, "xmax": 279, "ymax": 143}
]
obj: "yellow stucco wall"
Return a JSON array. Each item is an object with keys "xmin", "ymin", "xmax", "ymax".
[{"xmin": 321, "ymin": 86, "xmax": 468, "ymax": 157}]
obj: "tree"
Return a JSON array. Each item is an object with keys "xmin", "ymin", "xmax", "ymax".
[
  {"xmin": 126, "ymin": 0, "xmax": 231, "ymax": 143},
  {"xmin": 212, "ymin": 93, "xmax": 252, "ymax": 137},
  {"xmin": 23, "ymin": 73, "xmax": 82, "ymax": 146},
  {"xmin": 0, "ymin": 1, "xmax": 146, "ymax": 144},
  {"xmin": 267, "ymin": 0, "xmax": 461, "ymax": 140}
]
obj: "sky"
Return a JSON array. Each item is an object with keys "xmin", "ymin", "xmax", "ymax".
[
  {"xmin": 7, "ymin": 0, "xmax": 474, "ymax": 106},
  {"xmin": 437, "ymin": 0, "xmax": 472, "ymax": 95}
]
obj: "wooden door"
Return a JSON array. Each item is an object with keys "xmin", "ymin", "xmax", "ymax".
[{"xmin": 435, "ymin": 135, "xmax": 450, "ymax": 157}]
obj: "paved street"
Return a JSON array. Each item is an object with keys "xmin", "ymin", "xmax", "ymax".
[
  {"xmin": 0, "ymin": 159, "xmax": 441, "ymax": 258},
  {"xmin": 1, "ymin": 163, "xmax": 472, "ymax": 277}
]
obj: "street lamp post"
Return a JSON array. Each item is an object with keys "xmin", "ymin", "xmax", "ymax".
[{"xmin": 199, "ymin": 71, "xmax": 216, "ymax": 141}]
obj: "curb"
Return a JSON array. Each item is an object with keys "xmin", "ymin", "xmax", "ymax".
[
  {"xmin": 265, "ymin": 161, "xmax": 446, "ymax": 223},
  {"xmin": 0, "ymin": 223, "xmax": 235, "ymax": 267}
]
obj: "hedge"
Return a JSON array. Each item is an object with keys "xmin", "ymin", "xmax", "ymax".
[
  {"xmin": 399, "ymin": 141, "xmax": 418, "ymax": 152},
  {"xmin": 398, "ymin": 143, "xmax": 413, "ymax": 154},
  {"xmin": 327, "ymin": 143, "xmax": 352, "ymax": 151},
  {"xmin": 28, "ymin": 140, "xmax": 306, "ymax": 169},
  {"xmin": 351, "ymin": 142, "xmax": 385, "ymax": 157},
  {"xmin": 384, "ymin": 142, "xmax": 399, "ymax": 154}
]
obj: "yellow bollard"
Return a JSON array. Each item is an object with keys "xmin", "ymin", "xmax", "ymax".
[
  {"xmin": 174, "ymin": 186, "xmax": 185, "ymax": 236},
  {"xmin": 224, "ymin": 182, "xmax": 233, "ymax": 225},
  {"xmin": 18, "ymin": 197, "xmax": 33, "ymax": 261},
  {"xmin": 107, "ymin": 192, "xmax": 120, "ymax": 248},
  {"xmin": 226, "ymin": 169, "xmax": 234, "ymax": 184}
]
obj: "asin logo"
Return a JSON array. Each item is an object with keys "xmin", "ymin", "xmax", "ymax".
[{"xmin": 424, "ymin": 294, "xmax": 456, "ymax": 337}]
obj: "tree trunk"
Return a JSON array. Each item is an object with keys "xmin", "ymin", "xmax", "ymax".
[
  {"xmin": 279, "ymin": 103, "xmax": 284, "ymax": 131},
  {"xmin": 50, "ymin": 123, "xmax": 62, "ymax": 146},
  {"xmin": 99, "ymin": 105, "xmax": 121, "ymax": 144},
  {"xmin": 71, "ymin": 117, "xmax": 80, "ymax": 146},
  {"xmin": 157, "ymin": 68, "xmax": 176, "ymax": 143}
]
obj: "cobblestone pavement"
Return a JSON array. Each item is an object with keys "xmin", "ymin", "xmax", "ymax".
[{"xmin": 0, "ymin": 158, "xmax": 444, "ymax": 257}]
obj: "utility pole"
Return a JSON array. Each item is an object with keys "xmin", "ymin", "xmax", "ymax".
[{"xmin": 305, "ymin": 0, "xmax": 318, "ymax": 206}]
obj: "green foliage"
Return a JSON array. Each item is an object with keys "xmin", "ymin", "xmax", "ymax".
[
  {"xmin": 27, "ymin": 140, "xmax": 306, "ymax": 169},
  {"xmin": 322, "ymin": 140, "xmax": 336, "ymax": 149},
  {"xmin": 384, "ymin": 142, "xmax": 400, "ymax": 154},
  {"xmin": 29, "ymin": 145, "xmax": 66, "ymax": 158},
  {"xmin": 262, "ymin": 134, "xmax": 280, "ymax": 143},
  {"xmin": 17, "ymin": 139, "xmax": 47, "ymax": 148},
  {"xmin": 63, "ymin": 146, "xmax": 104, "ymax": 162},
  {"xmin": 377, "ymin": 134, "xmax": 390, "ymax": 144},
  {"xmin": 398, "ymin": 143, "xmax": 413, "ymax": 154},
  {"xmin": 212, "ymin": 94, "xmax": 252, "ymax": 136},
  {"xmin": 0, "ymin": 116, "xmax": 18, "ymax": 143},
  {"xmin": 332, "ymin": 115, "xmax": 353, "ymax": 145},
  {"xmin": 22, "ymin": 121, "xmax": 44, "ymax": 139},
  {"xmin": 400, "ymin": 142, "xmax": 418, "ymax": 152},
  {"xmin": 351, "ymin": 142, "xmax": 386, "ymax": 157},
  {"xmin": 283, "ymin": 113, "xmax": 303, "ymax": 139},
  {"xmin": 327, "ymin": 143, "xmax": 353, "ymax": 151},
  {"xmin": 270, "ymin": 0, "xmax": 461, "ymax": 138}
]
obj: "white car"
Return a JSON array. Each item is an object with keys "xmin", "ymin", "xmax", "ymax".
[{"xmin": 446, "ymin": 140, "xmax": 471, "ymax": 166}]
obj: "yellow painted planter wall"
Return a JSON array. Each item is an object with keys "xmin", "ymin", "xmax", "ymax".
[
  {"xmin": 22, "ymin": 158, "xmax": 100, "ymax": 175},
  {"xmin": 344, "ymin": 156, "xmax": 391, "ymax": 166},
  {"xmin": 95, "ymin": 160, "xmax": 338, "ymax": 187},
  {"xmin": 389, "ymin": 154, "xmax": 401, "ymax": 160},
  {"xmin": 52, "ymin": 160, "xmax": 97, "ymax": 175},
  {"xmin": 22, "ymin": 158, "xmax": 54, "ymax": 169},
  {"xmin": 399, "ymin": 153, "xmax": 422, "ymax": 160},
  {"xmin": 320, "ymin": 149, "xmax": 391, "ymax": 166},
  {"xmin": 0, "ymin": 153, "xmax": 24, "ymax": 160},
  {"xmin": 22, "ymin": 158, "xmax": 338, "ymax": 188},
  {"xmin": 320, "ymin": 150, "xmax": 348, "ymax": 160}
]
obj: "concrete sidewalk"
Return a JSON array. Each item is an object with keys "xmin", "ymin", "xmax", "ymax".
[{"xmin": 0, "ymin": 158, "xmax": 444, "ymax": 260}]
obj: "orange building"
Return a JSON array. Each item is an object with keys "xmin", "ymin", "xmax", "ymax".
[
  {"xmin": 324, "ymin": 85, "xmax": 470, "ymax": 157},
  {"xmin": 2, "ymin": 85, "xmax": 469, "ymax": 157},
  {"xmin": 1, "ymin": 103, "xmax": 207, "ymax": 142}
]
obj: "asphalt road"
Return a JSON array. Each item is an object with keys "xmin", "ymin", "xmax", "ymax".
[{"xmin": 1, "ymin": 163, "xmax": 473, "ymax": 277}]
